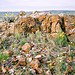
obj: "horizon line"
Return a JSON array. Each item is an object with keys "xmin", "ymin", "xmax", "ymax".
[{"xmin": 0, "ymin": 9, "xmax": 75, "ymax": 12}]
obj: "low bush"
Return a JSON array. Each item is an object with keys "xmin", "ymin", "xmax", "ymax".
[
  {"xmin": 55, "ymin": 30, "xmax": 68, "ymax": 46},
  {"xmin": 2, "ymin": 12, "xmax": 15, "ymax": 23},
  {"xmin": 0, "ymin": 53, "xmax": 8, "ymax": 61}
]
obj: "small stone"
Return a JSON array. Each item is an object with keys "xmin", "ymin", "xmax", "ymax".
[
  {"xmin": 19, "ymin": 57, "xmax": 26, "ymax": 65},
  {"xmin": 25, "ymin": 53, "xmax": 31, "ymax": 57},
  {"xmin": 73, "ymin": 56, "xmax": 75, "ymax": 62},
  {"xmin": 35, "ymin": 54, "xmax": 42, "ymax": 59},
  {"xmin": 67, "ymin": 56, "xmax": 72, "ymax": 61},
  {"xmin": 23, "ymin": 67, "xmax": 25, "ymax": 70},
  {"xmin": 67, "ymin": 56, "xmax": 72, "ymax": 63},
  {"xmin": 2, "ymin": 65, "xmax": 7, "ymax": 73},
  {"xmin": 30, "ymin": 69, "xmax": 36, "ymax": 74},
  {"xmin": 30, "ymin": 59, "xmax": 40, "ymax": 69},
  {"xmin": 22, "ymin": 43, "xmax": 31, "ymax": 52},
  {"xmin": 16, "ymin": 55, "xmax": 22, "ymax": 60},
  {"xmin": 27, "ymin": 57, "xmax": 32, "ymax": 62},
  {"xmin": 9, "ymin": 68, "xmax": 14, "ymax": 73},
  {"xmin": 36, "ymin": 68, "xmax": 43, "ymax": 74},
  {"xmin": 3, "ymin": 50, "xmax": 13, "ymax": 57},
  {"xmin": 61, "ymin": 52, "xmax": 67, "ymax": 56},
  {"xmin": 44, "ymin": 68, "xmax": 51, "ymax": 75}
]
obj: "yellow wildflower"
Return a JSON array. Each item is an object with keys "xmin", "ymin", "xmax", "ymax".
[
  {"xmin": 5, "ymin": 13, "xmax": 7, "ymax": 16},
  {"xmin": 60, "ymin": 34, "xmax": 64, "ymax": 37},
  {"xmin": 56, "ymin": 33, "xmax": 58, "ymax": 35},
  {"xmin": 60, "ymin": 60, "xmax": 62, "ymax": 62}
]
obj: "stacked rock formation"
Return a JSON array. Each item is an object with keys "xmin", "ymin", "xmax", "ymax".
[{"xmin": 14, "ymin": 11, "xmax": 75, "ymax": 42}]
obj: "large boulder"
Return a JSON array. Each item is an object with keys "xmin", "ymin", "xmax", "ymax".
[
  {"xmin": 0, "ymin": 22, "xmax": 14, "ymax": 38},
  {"xmin": 41, "ymin": 14, "xmax": 62, "ymax": 33},
  {"xmin": 41, "ymin": 16, "xmax": 51, "ymax": 32},
  {"xmin": 63, "ymin": 14, "xmax": 75, "ymax": 42},
  {"xmin": 38, "ymin": 13, "xmax": 47, "ymax": 22},
  {"xmin": 15, "ymin": 17, "xmax": 39, "ymax": 33},
  {"xmin": 19, "ymin": 11, "xmax": 26, "ymax": 17},
  {"xmin": 32, "ymin": 11, "xmax": 40, "ymax": 14}
]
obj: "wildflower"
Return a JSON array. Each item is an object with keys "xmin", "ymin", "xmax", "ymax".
[
  {"xmin": 65, "ymin": 63, "xmax": 68, "ymax": 65},
  {"xmin": 5, "ymin": 13, "xmax": 7, "ymax": 16},
  {"xmin": 71, "ymin": 42, "xmax": 72, "ymax": 44},
  {"xmin": 23, "ymin": 67, "xmax": 25, "ymax": 70},
  {"xmin": 60, "ymin": 34, "xmax": 63, "ymax": 37},
  {"xmin": 69, "ymin": 45, "xmax": 70, "ymax": 47},
  {"xmin": 60, "ymin": 60, "xmax": 62, "ymax": 62},
  {"xmin": 58, "ymin": 54, "xmax": 59, "ymax": 57},
  {"xmin": 56, "ymin": 33, "xmax": 58, "ymax": 35},
  {"xmin": 11, "ymin": 14, "xmax": 14, "ymax": 16},
  {"xmin": 57, "ymin": 31, "xmax": 59, "ymax": 33}
]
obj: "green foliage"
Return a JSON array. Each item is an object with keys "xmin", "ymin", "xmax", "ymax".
[
  {"xmin": 20, "ymin": 39, "xmax": 26, "ymax": 45},
  {"xmin": 68, "ymin": 45, "xmax": 74, "ymax": 57},
  {"xmin": 15, "ymin": 28, "xmax": 20, "ymax": 40},
  {"xmin": 72, "ymin": 64, "xmax": 75, "ymax": 72},
  {"xmin": 55, "ymin": 31, "xmax": 68, "ymax": 46},
  {"xmin": 2, "ymin": 12, "xmax": 15, "ymax": 22},
  {"xmin": 46, "ymin": 33, "xmax": 56, "ymax": 47},
  {"xmin": 72, "ymin": 42, "xmax": 75, "ymax": 49},
  {"xmin": 0, "ymin": 53, "xmax": 8, "ymax": 61},
  {"xmin": 57, "ymin": 58, "xmax": 66, "ymax": 74}
]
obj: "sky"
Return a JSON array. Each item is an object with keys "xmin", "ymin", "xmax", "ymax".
[{"xmin": 0, "ymin": 0, "xmax": 75, "ymax": 11}]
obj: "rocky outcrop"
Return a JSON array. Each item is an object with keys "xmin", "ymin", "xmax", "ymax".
[
  {"xmin": 19, "ymin": 11, "xmax": 26, "ymax": 17},
  {"xmin": 41, "ymin": 14, "xmax": 62, "ymax": 33},
  {"xmin": 38, "ymin": 13, "xmax": 47, "ymax": 22},
  {"xmin": 63, "ymin": 14, "xmax": 75, "ymax": 42},
  {"xmin": 0, "ymin": 22, "xmax": 14, "ymax": 39},
  {"xmin": 15, "ymin": 11, "xmax": 75, "ymax": 43},
  {"xmin": 15, "ymin": 17, "xmax": 39, "ymax": 33}
]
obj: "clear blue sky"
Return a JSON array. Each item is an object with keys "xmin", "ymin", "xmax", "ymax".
[{"xmin": 0, "ymin": 0, "xmax": 75, "ymax": 11}]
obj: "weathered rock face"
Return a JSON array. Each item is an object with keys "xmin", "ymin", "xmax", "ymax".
[
  {"xmin": 38, "ymin": 13, "xmax": 46, "ymax": 22},
  {"xmin": 69, "ymin": 15, "xmax": 75, "ymax": 20},
  {"xmin": 32, "ymin": 11, "xmax": 40, "ymax": 14},
  {"xmin": 15, "ymin": 17, "xmax": 39, "ymax": 33},
  {"xmin": 41, "ymin": 16, "xmax": 51, "ymax": 32},
  {"xmin": 0, "ymin": 22, "xmax": 14, "ymax": 38},
  {"xmin": 63, "ymin": 14, "xmax": 75, "ymax": 42},
  {"xmin": 15, "ymin": 11, "xmax": 75, "ymax": 43},
  {"xmin": 41, "ymin": 14, "xmax": 62, "ymax": 33},
  {"xmin": 19, "ymin": 11, "xmax": 26, "ymax": 17}
]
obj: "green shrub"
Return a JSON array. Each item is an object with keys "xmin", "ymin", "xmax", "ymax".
[
  {"xmin": 2, "ymin": 12, "xmax": 15, "ymax": 23},
  {"xmin": 20, "ymin": 39, "xmax": 26, "ymax": 45},
  {"xmin": 55, "ymin": 31, "xmax": 68, "ymax": 46},
  {"xmin": 0, "ymin": 53, "xmax": 8, "ymax": 61},
  {"xmin": 15, "ymin": 28, "xmax": 20, "ymax": 40}
]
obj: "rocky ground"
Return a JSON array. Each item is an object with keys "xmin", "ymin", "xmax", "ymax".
[{"xmin": 0, "ymin": 11, "xmax": 75, "ymax": 75}]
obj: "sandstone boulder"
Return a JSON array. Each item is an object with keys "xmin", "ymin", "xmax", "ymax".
[
  {"xmin": 32, "ymin": 11, "xmax": 40, "ymax": 14},
  {"xmin": 15, "ymin": 17, "xmax": 39, "ymax": 33},
  {"xmin": 38, "ymin": 13, "xmax": 46, "ymax": 22},
  {"xmin": 41, "ymin": 16, "xmax": 51, "ymax": 32},
  {"xmin": 63, "ymin": 14, "xmax": 75, "ymax": 42},
  {"xmin": 41, "ymin": 14, "xmax": 62, "ymax": 33},
  {"xmin": 19, "ymin": 11, "xmax": 26, "ymax": 17}
]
